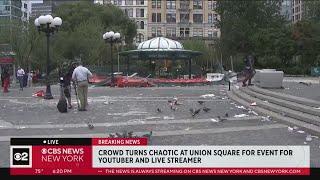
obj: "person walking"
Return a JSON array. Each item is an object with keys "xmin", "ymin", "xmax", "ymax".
[
  {"xmin": 2, "ymin": 69, "xmax": 10, "ymax": 93},
  {"xmin": 63, "ymin": 71, "xmax": 73, "ymax": 109},
  {"xmin": 72, "ymin": 63, "xmax": 92, "ymax": 111},
  {"xmin": 27, "ymin": 71, "xmax": 33, "ymax": 87},
  {"xmin": 16, "ymin": 66, "xmax": 25, "ymax": 90},
  {"xmin": 242, "ymin": 54, "xmax": 255, "ymax": 87}
]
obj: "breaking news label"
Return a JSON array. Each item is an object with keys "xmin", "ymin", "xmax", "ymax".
[{"xmin": 10, "ymin": 138, "xmax": 310, "ymax": 175}]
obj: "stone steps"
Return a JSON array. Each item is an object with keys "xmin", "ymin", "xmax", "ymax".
[{"xmin": 227, "ymin": 86, "xmax": 320, "ymax": 136}]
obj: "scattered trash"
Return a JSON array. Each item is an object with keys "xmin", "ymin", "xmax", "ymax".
[
  {"xmin": 306, "ymin": 135, "xmax": 312, "ymax": 142},
  {"xmin": 234, "ymin": 114, "xmax": 249, "ymax": 118},
  {"xmin": 157, "ymin": 108, "xmax": 162, "ymax": 112},
  {"xmin": 103, "ymin": 102, "xmax": 113, "ymax": 105},
  {"xmin": 163, "ymin": 116, "xmax": 174, "ymax": 120},
  {"xmin": 297, "ymin": 130, "xmax": 305, "ymax": 134},
  {"xmin": 314, "ymin": 107, "xmax": 320, "ymax": 110},
  {"xmin": 287, "ymin": 127, "xmax": 294, "ymax": 132},
  {"xmin": 248, "ymin": 110, "xmax": 259, "ymax": 116},
  {"xmin": 261, "ymin": 116, "xmax": 271, "ymax": 121},
  {"xmin": 17, "ymin": 127, "xmax": 26, "ymax": 130},
  {"xmin": 85, "ymin": 122, "xmax": 94, "ymax": 129},
  {"xmin": 142, "ymin": 131, "xmax": 153, "ymax": 138},
  {"xmin": 293, "ymin": 126, "xmax": 299, "ymax": 130},
  {"xmin": 235, "ymin": 85, "xmax": 240, "ymax": 89},
  {"xmin": 200, "ymin": 94, "xmax": 215, "ymax": 98},
  {"xmin": 184, "ymin": 127, "xmax": 191, "ymax": 130},
  {"xmin": 250, "ymin": 102, "xmax": 257, "ymax": 106},
  {"xmin": 304, "ymin": 142, "xmax": 307, "ymax": 144},
  {"xmin": 59, "ymin": 129, "xmax": 64, "ymax": 131},
  {"xmin": 263, "ymin": 100, "xmax": 268, "ymax": 103},
  {"xmin": 235, "ymin": 105, "xmax": 246, "ymax": 110},
  {"xmin": 32, "ymin": 90, "xmax": 45, "ymax": 97},
  {"xmin": 210, "ymin": 118, "xmax": 219, "ymax": 123},
  {"xmin": 279, "ymin": 113, "xmax": 287, "ymax": 117}
]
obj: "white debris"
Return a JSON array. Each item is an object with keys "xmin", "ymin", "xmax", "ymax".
[
  {"xmin": 235, "ymin": 105, "xmax": 246, "ymax": 109},
  {"xmin": 18, "ymin": 110, "xmax": 23, "ymax": 112},
  {"xmin": 3, "ymin": 106, "xmax": 6, "ymax": 107},
  {"xmin": 235, "ymin": 85, "xmax": 240, "ymax": 89},
  {"xmin": 293, "ymin": 126, "xmax": 299, "ymax": 130},
  {"xmin": 261, "ymin": 116, "xmax": 271, "ymax": 121},
  {"xmin": 234, "ymin": 114, "xmax": 249, "ymax": 118},
  {"xmin": 210, "ymin": 118, "xmax": 219, "ymax": 123},
  {"xmin": 263, "ymin": 100, "xmax": 268, "ymax": 103},
  {"xmin": 200, "ymin": 94, "xmax": 215, "ymax": 98},
  {"xmin": 250, "ymin": 102, "xmax": 257, "ymax": 106},
  {"xmin": 184, "ymin": 127, "xmax": 191, "ymax": 130},
  {"xmin": 249, "ymin": 110, "xmax": 259, "ymax": 116},
  {"xmin": 173, "ymin": 97, "xmax": 178, "ymax": 101},
  {"xmin": 314, "ymin": 107, "xmax": 320, "ymax": 110},
  {"xmin": 17, "ymin": 127, "xmax": 26, "ymax": 130},
  {"xmin": 306, "ymin": 135, "xmax": 312, "ymax": 142},
  {"xmin": 304, "ymin": 142, "xmax": 307, "ymax": 144},
  {"xmin": 103, "ymin": 101, "xmax": 113, "ymax": 105},
  {"xmin": 139, "ymin": 94, "xmax": 143, "ymax": 95},
  {"xmin": 59, "ymin": 129, "xmax": 64, "ymax": 131},
  {"xmin": 297, "ymin": 130, "xmax": 305, "ymax": 134},
  {"xmin": 163, "ymin": 116, "xmax": 174, "ymax": 120},
  {"xmin": 287, "ymin": 127, "xmax": 294, "ymax": 132}
]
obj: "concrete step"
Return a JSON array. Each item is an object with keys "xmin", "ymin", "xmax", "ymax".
[
  {"xmin": 240, "ymin": 87, "xmax": 320, "ymax": 117},
  {"xmin": 248, "ymin": 86, "xmax": 320, "ymax": 107},
  {"xmin": 232, "ymin": 87, "xmax": 320, "ymax": 126},
  {"xmin": 227, "ymin": 88, "xmax": 320, "ymax": 137}
]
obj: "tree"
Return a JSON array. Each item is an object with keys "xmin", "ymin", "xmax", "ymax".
[
  {"xmin": 215, "ymin": 0, "xmax": 286, "ymax": 55},
  {"xmin": 0, "ymin": 20, "xmax": 41, "ymax": 71}
]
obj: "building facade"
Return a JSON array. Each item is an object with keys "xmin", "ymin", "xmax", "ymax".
[
  {"xmin": 281, "ymin": 0, "xmax": 292, "ymax": 21},
  {"xmin": 94, "ymin": 0, "xmax": 148, "ymax": 46},
  {"xmin": 147, "ymin": 0, "xmax": 220, "ymax": 42},
  {"xmin": 292, "ymin": 0, "xmax": 304, "ymax": 23}
]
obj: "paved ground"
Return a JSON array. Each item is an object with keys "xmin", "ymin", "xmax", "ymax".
[{"xmin": 0, "ymin": 82, "xmax": 320, "ymax": 168}]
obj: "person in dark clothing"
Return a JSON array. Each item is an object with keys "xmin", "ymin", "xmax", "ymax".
[
  {"xmin": 242, "ymin": 54, "xmax": 255, "ymax": 87},
  {"xmin": 1, "ymin": 72, "xmax": 3, "ymax": 87},
  {"xmin": 63, "ymin": 72, "xmax": 73, "ymax": 109}
]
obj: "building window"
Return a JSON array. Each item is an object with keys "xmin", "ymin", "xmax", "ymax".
[
  {"xmin": 180, "ymin": 13, "xmax": 189, "ymax": 23},
  {"xmin": 125, "ymin": 0, "xmax": 133, "ymax": 5},
  {"xmin": 136, "ymin": 0, "xmax": 144, "ymax": 5},
  {"xmin": 193, "ymin": 0, "xmax": 203, "ymax": 9},
  {"xmin": 166, "ymin": 27, "xmax": 176, "ymax": 37},
  {"xmin": 24, "ymin": 3, "xmax": 27, "ymax": 9},
  {"xmin": 213, "ymin": 30, "xmax": 218, "ymax": 38},
  {"xmin": 180, "ymin": 28, "xmax": 190, "ymax": 37},
  {"xmin": 180, "ymin": 0, "xmax": 189, "ymax": 9},
  {"xmin": 193, "ymin": 14, "xmax": 203, "ymax": 23},
  {"xmin": 125, "ymin": 8, "xmax": 133, "ymax": 17},
  {"xmin": 136, "ymin": 33, "xmax": 144, "ymax": 43},
  {"xmin": 166, "ymin": 13, "xmax": 176, "ymax": 23},
  {"xmin": 208, "ymin": 0, "xmax": 216, "ymax": 10},
  {"xmin": 167, "ymin": 0, "xmax": 176, "ymax": 9},
  {"xmin": 193, "ymin": 28, "xmax": 203, "ymax": 37},
  {"xmin": 152, "ymin": 27, "xmax": 156, "ymax": 37},
  {"xmin": 152, "ymin": 13, "xmax": 161, "ymax": 23},
  {"xmin": 152, "ymin": 0, "xmax": 161, "ymax": 9},
  {"xmin": 208, "ymin": 30, "xmax": 213, "ymax": 38},
  {"xmin": 114, "ymin": 0, "xmax": 122, "ymax": 5},
  {"xmin": 140, "ymin": 21, "xmax": 144, "ymax": 29},
  {"xmin": 136, "ymin": 8, "xmax": 144, "ymax": 17},
  {"xmin": 208, "ymin": 14, "xmax": 212, "ymax": 23},
  {"xmin": 103, "ymin": 0, "xmax": 112, "ymax": 4}
]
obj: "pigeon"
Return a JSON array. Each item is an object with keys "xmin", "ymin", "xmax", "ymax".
[
  {"xmin": 122, "ymin": 131, "xmax": 128, "ymax": 138},
  {"xmin": 85, "ymin": 122, "xmax": 94, "ymax": 129},
  {"xmin": 192, "ymin": 109, "xmax": 201, "ymax": 116},
  {"xmin": 142, "ymin": 131, "xmax": 152, "ymax": 138},
  {"xmin": 225, "ymin": 113, "xmax": 229, "ymax": 117},
  {"xmin": 217, "ymin": 116, "xmax": 227, "ymax": 121},
  {"xmin": 109, "ymin": 133, "xmax": 116, "ymax": 138},
  {"xmin": 116, "ymin": 132, "xmax": 125, "ymax": 138},
  {"xmin": 189, "ymin": 108, "xmax": 195, "ymax": 112},
  {"xmin": 198, "ymin": 101, "xmax": 205, "ymax": 105},
  {"xmin": 127, "ymin": 131, "xmax": 134, "ymax": 138},
  {"xmin": 157, "ymin": 108, "xmax": 162, "ymax": 112},
  {"xmin": 202, "ymin": 107, "xmax": 211, "ymax": 112},
  {"xmin": 171, "ymin": 106, "xmax": 177, "ymax": 111}
]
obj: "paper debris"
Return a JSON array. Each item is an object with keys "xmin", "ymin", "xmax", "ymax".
[
  {"xmin": 250, "ymin": 102, "xmax": 257, "ymax": 106},
  {"xmin": 200, "ymin": 94, "xmax": 215, "ymax": 98},
  {"xmin": 234, "ymin": 114, "xmax": 249, "ymax": 118}
]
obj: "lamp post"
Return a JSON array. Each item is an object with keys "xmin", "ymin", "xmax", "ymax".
[
  {"xmin": 34, "ymin": 14, "xmax": 62, "ymax": 99},
  {"xmin": 103, "ymin": 31, "xmax": 121, "ymax": 87}
]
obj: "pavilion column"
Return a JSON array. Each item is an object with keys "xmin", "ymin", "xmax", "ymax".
[
  {"xmin": 126, "ymin": 56, "xmax": 130, "ymax": 76},
  {"xmin": 171, "ymin": 57, "xmax": 175, "ymax": 79},
  {"xmin": 188, "ymin": 59, "xmax": 192, "ymax": 79},
  {"xmin": 149, "ymin": 59, "xmax": 152, "ymax": 76}
]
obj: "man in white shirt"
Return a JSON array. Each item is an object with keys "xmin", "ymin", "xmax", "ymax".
[
  {"xmin": 72, "ymin": 63, "xmax": 92, "ymax": 111},
  {"xmin": 16, "ymin": 66, "xmax": 25, "ymax": 91}
]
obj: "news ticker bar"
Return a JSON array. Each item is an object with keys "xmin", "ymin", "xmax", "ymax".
[{"xmin": 10, "ymin": 138, "xmax": 311, "ymax": 175}]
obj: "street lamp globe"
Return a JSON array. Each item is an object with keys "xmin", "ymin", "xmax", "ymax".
[
  {"xmin": 34, "ymin": 18, "xmax": 40, "ymax": 27},
  {"xmin": 109, "ymin": 31, "xmax": 115, "ymax": 38},
  {"xmin": 38, "ymin": 15, "xmax": 47, "ymax": 25},
  {"xmin": 52, "ymin": 17, "xmax": 62, "ymax": 26},
  {"xmin": 45, "ymin": 14, "xmax": 53, "ymax": 24},
  {"xmin": 114, "ymin": 32, "xmax": 120, "ymax": 39}
]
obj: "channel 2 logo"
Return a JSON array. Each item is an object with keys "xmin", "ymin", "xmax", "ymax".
[{"xmin": 10, "ymin": 146, "xmax": 32, "ymax": 168}]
